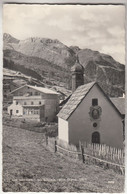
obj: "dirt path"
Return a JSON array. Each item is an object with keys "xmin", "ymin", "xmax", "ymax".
[{"xmin": 3, "ymin": 125, "xmax": 125, "ymax": 192}]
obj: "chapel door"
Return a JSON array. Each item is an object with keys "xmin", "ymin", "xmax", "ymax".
[{"xmin": 92, "ymin": 132, "xmax": 100, "ymax": 144}]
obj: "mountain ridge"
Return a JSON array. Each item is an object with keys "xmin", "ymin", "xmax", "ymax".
[{"xmin": 3, "ymin": 33, "xmax": 125, "ymax": 97}]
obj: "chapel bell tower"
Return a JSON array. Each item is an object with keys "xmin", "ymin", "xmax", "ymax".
[{"xmin": 71, "ymin": 56, "xmax": 84, "ymax": 92}]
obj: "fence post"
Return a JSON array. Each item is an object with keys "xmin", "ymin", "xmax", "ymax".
[
  {"xmin": 55, "ymin": 140, "xmax": 57, "ymax": 153},
  {"xmin": 45, "ymin": 134, "xmax": 48, "ymax": 145},
  {"xmin": 81, "ymin": 144, "xmax": 85, "ymax": 163},
  {"xmin": 79, "ymin": 141, "xmax": 81, "ymax": 151}
]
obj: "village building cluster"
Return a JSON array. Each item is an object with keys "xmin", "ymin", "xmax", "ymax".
[
  {"xmin": 3, "ymin": 57, "xmax": 125, "ymax": 149},
  {"xmin": 7, "ymin": 85, "xmax": 59, "ymax": 122}
]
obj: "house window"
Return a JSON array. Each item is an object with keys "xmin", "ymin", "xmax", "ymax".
[
  {"xmin": 24, "ymin": 102, "xmax": 27, "ymax": 105},
  {"xmin": 92, "ymin": 99, "xmax": 98, "ymax": 106},
  {"xmin": 35, "ymin": 91, "xmax": 39, "ymax": 95},
  {"xmin": 16, "ymin": 110, "xmax": 19, "ymax": 113},
  {"xmin": 39, "ymin": 101, "xmax": 41, "ymax": 105},
  {"xmin": 31, "ymin": 101, "xmax": 34, "ymax": 105},
  {"xmin": 16, "ymin": 101, "xmax": 18, "ymax": 105},
  {"xmin": 34, "ymin": 110, "xmax": 39, "ymax": 114}
]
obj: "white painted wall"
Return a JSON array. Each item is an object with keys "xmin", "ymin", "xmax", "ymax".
[
  {"xmin": 58, "ymin": 118, "xmax": 69, "ymax": 143},
  {"xmin": 11, "ymin": 86, "xmax": 59, "ymax": 122},
  {"xmin": 68, "ymin": 84, "xmax": 123, "ymax": 148},
  {"xmin": 8, "ymin": 103, "xmax": 23, "ymax": 116}
]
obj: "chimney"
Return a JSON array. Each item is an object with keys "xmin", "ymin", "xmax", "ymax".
[{"xmin": 71, "ymin": 55, "xmax": 84, "ymax": 92}]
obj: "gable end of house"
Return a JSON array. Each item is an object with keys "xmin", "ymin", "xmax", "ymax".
[{"xmin": 57, "ymin": 82, "xmax": 123, "ymax": 121}]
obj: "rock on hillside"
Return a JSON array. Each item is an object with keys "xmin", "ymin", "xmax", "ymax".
[
  {"xmin": 3, "ymin": 33, "xmax": 125, "ymax": 97},
  {"xmin": 3, "ymin": 33, "xmax": 19, "ymax": 44},
  {"xmin": 3, "ymin": 33, "xmax": 19, "ymax": 50},
  {"xmin": 77, "ymin": 49, "xmax": 124, "ymax": 70},
  {"xmin": 4, "ymin": 35, "xmax": 76, "ymax": 69},
  {"xmin": 70, "ymin": 46, "xmax": 81, "ymax": 53},
  {"xmin": 76, "ymin": 49, "xmax": 125, "ymax": 96},
  {"xmin": 3, "ymin": 49, "xmax": 71, "ymax": 88}
]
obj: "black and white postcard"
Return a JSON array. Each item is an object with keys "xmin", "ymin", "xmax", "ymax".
[{"xmin": 1, "ymin": 1, "xmax": 126, "ymax": 193}]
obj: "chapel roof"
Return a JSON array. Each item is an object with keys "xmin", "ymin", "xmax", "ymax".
[
  {"xmin": 57, "ymin": 82, "xmax": 124, "ymax": 120},
  {"xmin": 57, "ymin": 82, "xmax": 95, "ymax": 120}
]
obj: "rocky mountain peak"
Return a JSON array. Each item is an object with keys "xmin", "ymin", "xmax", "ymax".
[
  {"xmin": 19, "ymin": 36, "xmax": 62, "ymax": 45},
  {"xmin": 3, "ymin": 33, "xmax": 125, "ymax": 97},
  {"xmin": 70, "ymin": 46, "xmax": 81, "ymax": 54},
  {"xmin": 3, "ymin": 33, "xmax": 19, "ymax": 44}
]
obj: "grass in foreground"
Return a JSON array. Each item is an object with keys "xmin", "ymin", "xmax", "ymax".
[{"xmin": 2, "ymin": 124, "xmax": 125, "ymax": 192}]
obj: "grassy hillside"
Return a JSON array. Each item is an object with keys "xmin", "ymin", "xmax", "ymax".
[
  {"xmin": 4, "ymin": 49, "xmax": 71, "ymax": 88},
  {"xmin": 3, "ymin": 118, "xmax": 124, "ymax": 192}
]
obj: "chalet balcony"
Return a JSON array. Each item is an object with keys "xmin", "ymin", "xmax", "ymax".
[{"xmin": 13, "ymin": 96, "xmax": 43, "ymax": 100}]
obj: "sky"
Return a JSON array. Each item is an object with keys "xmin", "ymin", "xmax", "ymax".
[{"xmin": 3, "ymin": 4, "xmax": 125, "ymax": 64}]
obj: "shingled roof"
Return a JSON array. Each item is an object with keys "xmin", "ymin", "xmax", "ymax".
[
  {"xmin": 57, "ymin": 82, "xmax": 125, "ymax": 120},
  {"xmin": 57, "ymin": 82, "xmax": 95, "ymax": 120}
]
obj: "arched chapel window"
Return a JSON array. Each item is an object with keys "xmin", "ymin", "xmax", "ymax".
[{"xmin": 92, "ymin": 132, "xmax": 100, "ymax": 144}]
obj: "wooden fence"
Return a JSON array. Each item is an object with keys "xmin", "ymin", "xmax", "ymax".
[
  {"xmin": 46, "ymin": 136, "xmax": 80, "ymax": 159},
  {"xmin": 45, "ymin": 135, "xmax": 125, "ymax": 174},
  {"xmin": 79, "ymin": 141, "xmax": 125, "ymax": 166}
]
